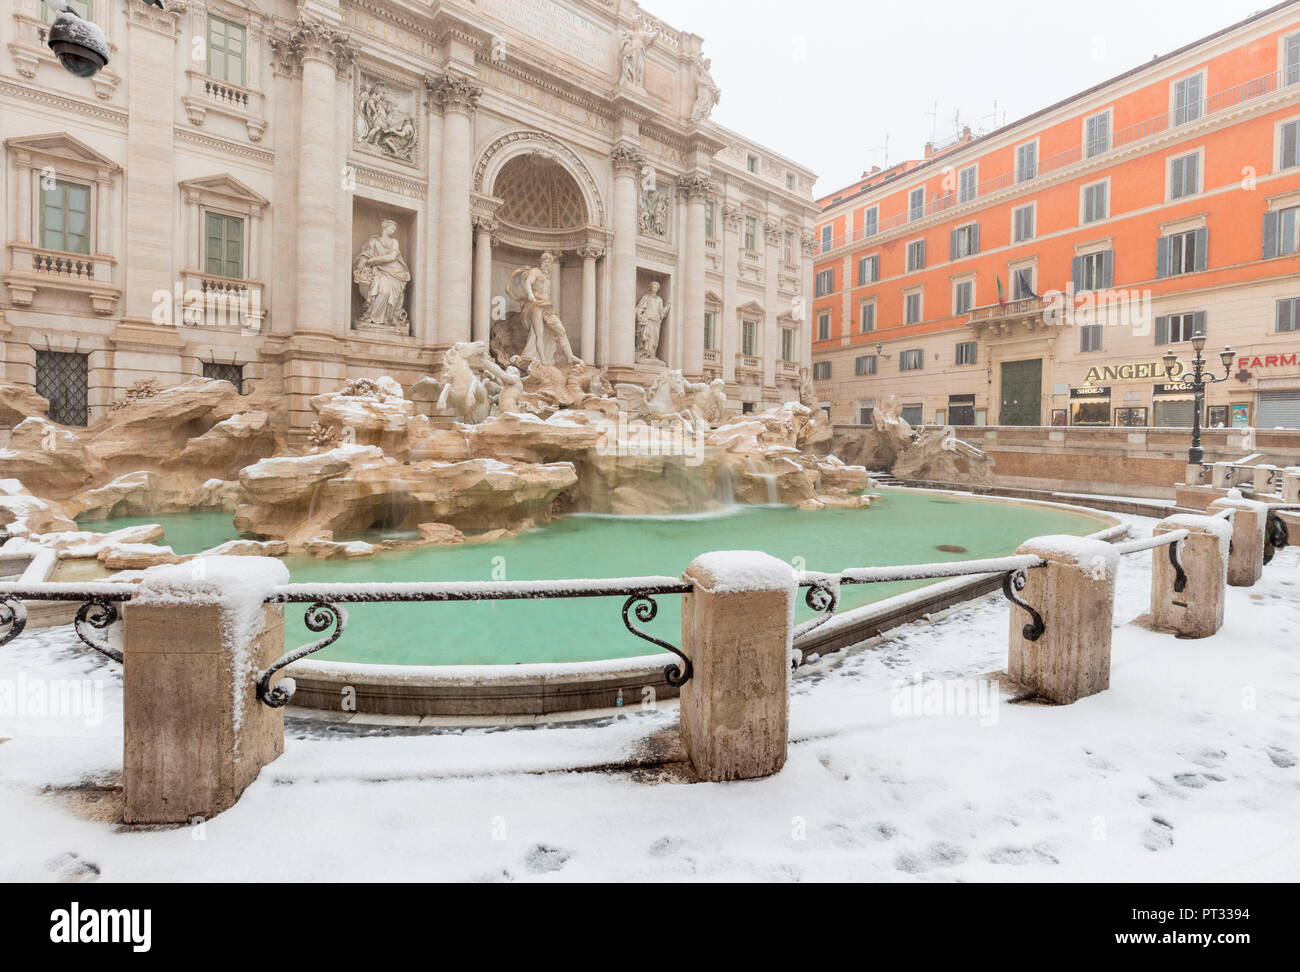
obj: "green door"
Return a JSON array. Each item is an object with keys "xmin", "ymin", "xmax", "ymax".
[{"xmin": 999, "ymin": 359, "xmax": 1043, "ymax": 426}]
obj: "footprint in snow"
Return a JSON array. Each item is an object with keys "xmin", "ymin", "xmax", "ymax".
[
  {"xmin": 648, "ymin": 835, "xmax": 685, "ymax": 858},
  {"xmin": 45, "ymin": 852, "xmax": 100, "ymax": 883},
  {"xmin": 1267, "ymin": 747, "xmax": 1296, "ymax": 769},
  {"xmin": 524, "ymin": 844, "xmax": 572, "ymax": 874},
  {"xmin": 984, "ymin": 844, "xmax": 1058, "ymax": 866},
  {"xmin": 1142, "ymin": 816, "xmax": 1174, "ymax": 852}
]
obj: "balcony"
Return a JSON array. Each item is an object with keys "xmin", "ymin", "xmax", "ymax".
[
  {"xmin": 177, "ymin": 271, "xmax": 266, "ymax": 332},
  {"xmin": 968, "ymin": 296, "xmax": 1051, "ymax": 334},
  {"xmin": 182, "ymin": 71, "xmax": 268, "ymax": 142},
  {"xmin": 736, "ymin": 354, "xmax": 762, "ymax": 374},
  {"xmin": 4, "ymin": 243, "xmax": 118, "ymax": 314}
]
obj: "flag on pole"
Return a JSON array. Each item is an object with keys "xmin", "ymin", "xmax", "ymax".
[{"xmin": 996, "ymin": 275, "xmax": 1006, "ymax": 309}]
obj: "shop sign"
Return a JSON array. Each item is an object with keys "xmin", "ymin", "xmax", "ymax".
[
  {"xmin": 1083, "ymin": 361, "xmax": 1183, "ymax": 384},
  {"xmin": 1071, "ymin": 385, "xmax": 1112, "ymax": 399},
  {"xmin": 1236, "ymin": 353, "xmax": 1299, "ymax": 370}
]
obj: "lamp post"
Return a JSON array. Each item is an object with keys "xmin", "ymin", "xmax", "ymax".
[{"xmin": 1162, "ymin": 332, "xmax": 1235, "ymax": 468}]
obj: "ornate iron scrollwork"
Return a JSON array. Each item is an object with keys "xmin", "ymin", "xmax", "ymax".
[
  {"xmin": 0, "ymin": 596, "xmax": 27, "ymax": 647},
  {"xmin": 793, "ymin": 578, "xmax": 840, "ymax": 642},
  {"xmin": 1264, "ymin": 511, "xmax": 1290, "ymax": 566},
  {"xmin": 257, "ymin": 602, "xmax": 347, "ymax": 708},
  {"xmin": 74, "ymin": 599, "xmax": 122, "ymax": 663},
  {"xmin": 1002, "ymin": 568, "xmax": 1045, "ymax": 642},
  {"xmin": 622, "ymin": 594, "xmax": 692, "ymax": 687},
  {"xmin": 1168, "ymin": 538, "xmax": 1188, "ymax": 593}
]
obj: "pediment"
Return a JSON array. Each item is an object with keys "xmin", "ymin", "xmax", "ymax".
[
  {"xmin": 4, "ymin": 133, "xmax": 119, "ymax": 171},
  {"xmin": 179, "ymin": 174, "xmax": 270, "ymax": 207}
]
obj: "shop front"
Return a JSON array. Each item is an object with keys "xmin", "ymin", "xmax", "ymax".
[
  {"xmin": 1152, "ymin": 382, "xmax": 1196, "ymax": 428},
  {"xmin": 1069, "ymin": 385, "xmax": 1111, "ymax": 426}
]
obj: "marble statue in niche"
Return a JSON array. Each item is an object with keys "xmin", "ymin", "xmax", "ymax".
[
  {"xmin": 357, "ymin": 78, "xmax": 417, "ymax": 162},
  {"xmin": 635, "ymin": 281, "xmax": 668, "ymax": 363},
  {"xmin": 506, "ymin": 252, "xmax": 581, "ymax": 366},
  {"xmin": 353, "ymin": 219, "xmax": 411, "ymax": 331},
  {"xmin": 691, "ymin": 53, "xmax": 721, "ymax": 123}
]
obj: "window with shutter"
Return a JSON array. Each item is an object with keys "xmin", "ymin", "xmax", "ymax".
[
  {"xmin": 1082, "ymin": 182, "xmax": 1107, "ymax": 223},
  {"xmin": 907, "ymin": 240, "xmax": 926, "ymax": 272},
  {"xmin": 1277, "ymin": 297, "xmax": 1300, "ymax": 333},
  {"xmin": 909, "ymin": 188, "xmax": 925, "ymax": 222},
  {"xmin": 817, "ymin": 313, "xmax": 830, "ymax": 341},
  {"xmin": 821, "ymin": 225, "xmax": 833, "ymax": 251},
  {"xmin": 1281, "ymin": 119, "xmax": 1300, "ymax": 170},
  {"xmin": 1286, "ymin": 34, "xmax": 1300, "ymax": 88},
  {"xmin": 204, "ymin": 212, "xmax": 244, "ymax": 278},
  {"xmin": 904, "ymin": 292, "xmax": 922, "ymax": 324},
  {"xmin": 860, "ymin": 303, "xmax": 876, "ymax": 333},
  {"xmin": 1080, "ymin": 325, "xmax": 1104, "ymax": 352},
  {"xmin": 1267, "ymin": 207, "xmax": 1300, "ymax": 258},
  {"xmin": 40, "ymin": 180, "xmax": 91, "ymax": 255},
  {"xmin": 863, "ymin": 207, "xmax": 879, "ymax": 237},
  {"xmin": 1016, "ymin": 142, "xmax": 1037, "ymax": 182},
  {"xmin": 959, "ymin": 166, "xmax": 977, "ymax": 203},
  {"xmin": 1169, "ymin": 153, "xmax": 1199, "ymax": 199},
  {"xmin": 815, "ymin": 268, "xmax": 834, "ymax": 296},
  {"xmin": 1173, "ymin": 75, "xmax": 1202, "ymax": 126},
  {"xmin": 1013, "ymin": 205, "xmax": 1034, "ymax": 242},
  {"xmin": 1085, "ymin": 112, "xmax": 1111, "ymax": 157},
  {"xmin": 1154, "ymin": 316, "xmax": 1169, "ymax": 345},
  {"xmin": 954, "ymin": 281, "xmax": 973, "ymax": 315}
]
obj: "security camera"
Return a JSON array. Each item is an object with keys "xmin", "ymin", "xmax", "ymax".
[{"xmin": 44, "ymin": 5, "xmax": 110, "ymax": 78}]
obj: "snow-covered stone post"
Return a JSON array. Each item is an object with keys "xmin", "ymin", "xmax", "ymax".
[
  {"xmin": 1210, "ymin": 462, "xmax": 1235, "ymax": 490},
  {"xmin": 122, "ymin": 557, "xmax": 289, "ymax": 824},
  {"xmin": 680, "ymin": 551, "xmax": 795, "ymax": 782},
  {"xmin": 1208, "ymin": 493, "xmax": 1269, "ymax": 587},
  {"xmin": 1282, "ymin": 468, "xmax": 1300, "ymax": 505},
  {"xmin": 1150, "ymin": 515, "xmax": 1231, "ymax": 639},
  {"xmin": 1251, "ymin": 465, "xmax": 1278, "ymax": 497},
  {"xmin": 1007, "ymin": 536, "xmax": 1118, "ymax": 705}
]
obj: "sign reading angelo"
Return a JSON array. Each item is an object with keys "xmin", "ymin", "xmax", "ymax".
[
  {"xmin": 477, "ymin": 0, "xmax": 613, "ymax": 72},
  {"xmin": 1083, "ymin": 360, "xmax": 1184, "ymax": 384}
]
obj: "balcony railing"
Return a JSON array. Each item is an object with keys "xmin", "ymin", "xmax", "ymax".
[
  {"xmin": 183, "ymin": 71, "xmax": 268, "ymax": 141},
  {"xmin": 968, "ymin": 295, "xmax": 1051, "ymax": 326},
  {"xmin": 179, "ymin": 271, "xmax": 265, "ymax": 331},
  {"xmin": 4, "ymin": 243, "xmax": 118, "ymax": 314},
  {"xmin": 817, "ymin": 67, "xmax": 1300, "ymax": 255}
]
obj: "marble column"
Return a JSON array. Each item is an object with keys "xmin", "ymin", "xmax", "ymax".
[
  {"xmin": 721, "ymin": 205, "xmax": 742, "ymax": 384},
  {"xmin": 577, "ymin": 244, "xmax": 604, "ymax": 363},
  {"xmin": 280, "ymin": 19, "xmax": 355, "ymax": 336},
  {"xmin": 472, "ymin": 217, "xmax": 496, "ymax": 345},
  {"xmin": 610, "ymin": 144, "xmax": 644, "ymax": 371},
  {"xmin": 763, "ymin": 220, "xmax": 782, "ymax": 392},
  {"xmin": 679, "ymin": 175, "xmax": 713, "ymax": 381},
  {"xmin": 429, "ymin": 74, "xmax": 482, "ymax": 346}
]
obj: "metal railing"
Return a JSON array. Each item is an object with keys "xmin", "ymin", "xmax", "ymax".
[{"xmin": 817, "ymin": 68, "xmax": 1300, "ymax": 256}]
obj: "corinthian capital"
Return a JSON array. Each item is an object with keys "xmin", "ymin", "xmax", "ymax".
[
  {"xmin": 610, "ymin": 143, "xmax": 647, "ymax": 173},
  {"xmin": 677, "ymin": 173, "xmax": 717, "ymax": 200},
  {"xmin": 270, "ymin": 18, "xmax": 357, "ymax": 77},
  {"xmin": 576, "ymin": 243, "xmax": 606, "ymax": 261},
  {"xmin": 426, "ymin": 73, "xmax": 483, "ymax": 115}
]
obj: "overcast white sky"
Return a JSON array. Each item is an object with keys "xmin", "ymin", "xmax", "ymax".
[{"xmin": 646, "ymin": 0, "xmax": 1274, "ymax": 195}]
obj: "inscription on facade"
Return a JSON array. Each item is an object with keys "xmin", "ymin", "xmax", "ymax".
[
  {"xmin": 341, "ymin": 10, "xmax": 436, "ymax": 58},
  {"xmin": 477, "ymin": 0, "xmax": 613, "ymax": 73},
  {"xmin": 475, "ymin": 63, "xmax": 612, "ymax": 132}
]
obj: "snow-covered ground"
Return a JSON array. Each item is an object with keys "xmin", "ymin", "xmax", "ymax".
[{"xmin": 2, "ymin": 514, "xmax": 1297, "ymax": 882}]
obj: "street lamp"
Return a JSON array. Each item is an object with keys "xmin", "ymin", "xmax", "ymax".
[{"xmin": 1162, "ymin": 332, "xmax": 1236, "ymax": 467}]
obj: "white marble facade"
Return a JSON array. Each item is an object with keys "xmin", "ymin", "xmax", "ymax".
[{"xmin": 0, "ymin": 0, "xmax": 818, "ymax": 432}]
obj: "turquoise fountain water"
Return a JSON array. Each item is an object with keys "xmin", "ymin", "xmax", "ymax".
[{"xmin": 82, "ymin": 492, "xmax": 1107, "ymax": 666}]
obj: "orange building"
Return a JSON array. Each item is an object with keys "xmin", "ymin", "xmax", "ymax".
[{"xmin": 812, "ymin": 0, "xmax": 1300, "ymax": 431}]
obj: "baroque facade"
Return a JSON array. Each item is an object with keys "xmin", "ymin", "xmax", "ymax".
[{"xmin": 0, "ymin": 0, "xmax": 818, "ymax": 434}]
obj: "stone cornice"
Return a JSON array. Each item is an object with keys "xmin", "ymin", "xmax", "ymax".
[
  {"xmin": 0, "ymin": 79, "xmax": 128, "ymax": 126},
  {"xmin": 174, "ymin": 128, "xmax": 275, "ymax": 165}
]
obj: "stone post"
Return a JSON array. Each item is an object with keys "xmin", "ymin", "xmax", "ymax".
[
  {"xmin": 1007, "ymin": 536, "xmax": 1119, "ymax": 705},
  {"xmin": 1208, "ymin": 494, "xmax": 1269, "ymax": 587},
  {"xmin": 1149, "ymin": 515, "xmax": 1231, "ymax": 639},
  {"xmin": 1210, "ymin": 462, "xmax": 1235, "ymax": 489},
  {"xmin": 1251, "ymin": 464, "xmax": 1278, "ymax": 497},
  {"xmin": 1284, "ymin": 468, "xmax": 1300, "ymax": 505},
  {"xmin": 472, "ymin": 217, "xmax": 496, "ymax": 345},
  {"xmin": 680, "ymin": 551, "xmax": 795, "ymax": 781},
  {"xmin": 431, "ymin": 73, "xmax": 482, "ymax": 346},
  {"xmin": 122, "ymin": 558, "xmax": 290, "ymax": 823},
  {"xmin": 610, "ymin": 144, "xmax": 644, "ymax": 371},
  {"xmin": 578, "ymin": 244, "xmax": 603, "ymax": 363}
]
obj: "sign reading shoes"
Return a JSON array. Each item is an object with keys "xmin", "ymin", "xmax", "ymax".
[
  {"xmin": 1083, "ymin": 361, "xmax": 1185, "ymax": 384},
  {"xmin": 49, "ymin": 903, "xmax": 151, "ymax": 952}
]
